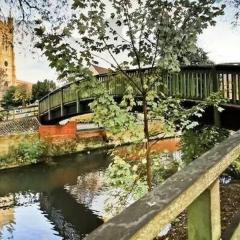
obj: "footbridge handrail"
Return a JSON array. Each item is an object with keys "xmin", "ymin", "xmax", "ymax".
[{"xmin": 85, "ymin": 130, "xmax": 240, "ymax": 240}]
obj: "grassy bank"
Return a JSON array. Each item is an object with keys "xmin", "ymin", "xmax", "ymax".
[
  {"xmin": 0, "ymin": 133, "xmax": 38, "ymax": 156},
  {"xmin": 0, "ymin": 130, "xmax": 180, "ymax": 171},
  {"xmin": 0, "ymin": 133, "xmax": 108, "ymax": 170}
]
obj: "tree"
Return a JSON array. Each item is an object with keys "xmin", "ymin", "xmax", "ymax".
[
  {"xmin": 35, "ymin": 0, "xmax": 225, "ymax": 192},
  {"xmin": 14, "ymin": 85, "xmax": 31, "ymax": 106},
  {"xmin": 32, "ymin": 79, "xmax": 56, "ymax": 102},
  {"xmin": 180, "ymin": 47, "xmax": 214, "ymax": 65},
  {"xmin": 2, "ymin": 86, "xmax": 19, "ymax": 107}
]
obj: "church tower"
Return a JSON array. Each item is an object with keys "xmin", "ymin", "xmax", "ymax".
[{"xmin": 0, "ymin": 17, "xmax": 16, "ymax": 99}]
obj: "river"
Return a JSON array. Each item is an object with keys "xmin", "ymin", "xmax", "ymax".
[{"xmin": 0, "ymin": 150, "xmax": 112, "ymax": 240}]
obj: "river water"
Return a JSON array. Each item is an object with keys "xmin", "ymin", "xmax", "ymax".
[{"xmin": 0, "ymin": 150, "xmax": 112, "ymax": 240}]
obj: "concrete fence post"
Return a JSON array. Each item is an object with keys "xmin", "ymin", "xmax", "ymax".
[{"xmin": 188, "ymin": 179, "xmax": 221, "ymax": 240}]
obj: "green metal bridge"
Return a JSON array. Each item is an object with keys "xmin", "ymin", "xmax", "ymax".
[{"xmin": 39, "ymin": 64, "xmax": 240, "ymax": 129}]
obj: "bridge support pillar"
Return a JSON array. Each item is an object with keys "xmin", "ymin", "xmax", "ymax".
[{"xmin": 187, "ymin": 179, "xmax": 221, "ymax": 240}]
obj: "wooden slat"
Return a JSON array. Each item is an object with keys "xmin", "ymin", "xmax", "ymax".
[
  {"xmin": 226, "ymin": 74, "xmax": 230, "ymax": 99},
  {"xmin": 232, "ymin": 74, "xmax": 237, "ymax": 103}
]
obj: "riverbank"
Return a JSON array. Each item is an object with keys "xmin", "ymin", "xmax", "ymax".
[
  {"xmin": 0, "ymin": 131, "xmax": 180, "ymax": 171},
  {"xmin": 0, "ymin": 137, "xmax": 106, "ymax": 171}
]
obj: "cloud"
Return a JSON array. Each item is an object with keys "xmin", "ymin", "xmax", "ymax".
[
  {"xmin": 198, "ymin": 21, "xmax": 240, "ymax": 63},
  {"xmin": 15, "ymin": 51, "xmax": 57, "ymax": 83}
]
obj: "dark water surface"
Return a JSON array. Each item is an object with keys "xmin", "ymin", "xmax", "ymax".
[{"xmin": 0, "ymin": 151, "xmax": 112, "ymax": 240}]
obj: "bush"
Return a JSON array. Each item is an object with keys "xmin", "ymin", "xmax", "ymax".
[
  {"xmin": 0, "ymin": 139, "xmax": 47, "ymax": 168},
  {"xmin": 14, "ymin": 140, "xmax": 47, "ymax": 164},
  {"xmin": 181, "ymin": 125, "xmax": 240, "ymax": 179},
  {"xmin": 44, "ymin": 139, "xmax": 77, "ymax": 156},
  {"xmin": 181, "ymin": 126, "xmax": 229, "ymax": 165}
]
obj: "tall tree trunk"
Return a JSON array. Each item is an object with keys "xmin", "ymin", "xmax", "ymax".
[{"xmin": 143, "ymin": 95, "xmax": 152, "ymax": 191}]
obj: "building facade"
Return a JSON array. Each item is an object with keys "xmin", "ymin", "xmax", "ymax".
[{"xmin": 0, "ymin": 17, "xmax": 32, "ymax": 101}]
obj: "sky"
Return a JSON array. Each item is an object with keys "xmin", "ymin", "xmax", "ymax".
[{"xmin": 13, "ymin": 4, "xmax": 240, "ymax": 84}]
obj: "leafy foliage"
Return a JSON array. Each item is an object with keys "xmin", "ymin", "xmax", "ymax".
[
  {"xmin": 35, "ymin": 0, "xmax": 225, "ymax": 80},
  {"xmin": 104, "ymin": 152, "xmax": 180, "ymax": 216},
  {"xmin": 14, "ymin": 85, "xmax": 31, "ymax": 106},
  {"xmin": 2, "ymin": 86, "xmax": 20, "ymax": 107},
  {"xmin": 0, "ymin": 138, "xmax": 78, "ymax": 168},
  {"xmin": 2, "ymin": 85, "xmax": 31, "ymax": 107},
  {"xmin": 0, "ymin": 139, "xmax": 47, "ymax": 167},
  {"xmin": 181, "ymin": 126, "xmax": 230, "ymax": 165},
  {"xmin": 34, "ymin": 0, "xmax": 226, "ymax": 198},
  {"xmin": 181, "ymin": 47, "xmax": 214, "ymax": 65},
  {"xmin": 0, "ymin": 0, "xmax": 71, "ymax": 54},
  {"xmin": 14, "ymin": 140, "xmax": 47, "ymax": 164},
  {"xmin": 45, "ymin": 139, "xmax": 77, "ymax": 156},
  {"xmin": 32, "ymin": 79, "xmax": 56, "ymax": 102}
]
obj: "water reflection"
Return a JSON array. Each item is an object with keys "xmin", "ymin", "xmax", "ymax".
[{"xmin": 0, "ymin": 150, "xmax": 111, "ymax": 239}]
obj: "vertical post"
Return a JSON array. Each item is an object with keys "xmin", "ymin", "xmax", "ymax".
[
  {"xmin": 188, "ymin": 179, "xmax": 221, "ymax": 240},
  {"xmin": 212, "ymin": 66, "xmax": 221, "ymax": 127},
  {"xmin": 76, "ymin": 90, "xmax": 80, "ymax": 114},
  {"xmin": 48, "ymin": 94, "xmax": 51, "ymax": 121},
  {"xmin": 213, "ymin": 107, "xmax": 221, "ymax": 128},
  {"xmin": 232, "ymin": 74, "xmax": 237, "ymax": 103},
  {"xmin": 60, "ymin": 88, "xmax": 64, "ymax": 117},
  {"xmin": 38, "ymin": 103, "xmax": 40, "ymax": 119},
  {"xmin": 106, "ymin": 77, "xmax": 110, "ymax": 95}
]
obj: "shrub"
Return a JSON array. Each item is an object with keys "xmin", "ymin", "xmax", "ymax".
[
  {"xmin": 181, "ymin": 126, "xmax": 229, "ymax": 165},
  {"xmin": 181, "ymin": 125, "xmax": 240, "ymax": 179},
  {"xmin": 45, "ymin": 139, "xmax": 77, "ymax": 156},
  {"xmin": 14, "ymin": 140, "xmax": 47, "ymax": 164}
]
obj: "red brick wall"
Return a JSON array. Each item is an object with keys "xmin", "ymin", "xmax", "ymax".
[{"xmin": 39, "ymin": 122, "xmax": 77, "ymax": 142}]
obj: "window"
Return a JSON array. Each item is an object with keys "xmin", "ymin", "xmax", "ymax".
[{"xmin": 4, "ymin": 61, "xmax": 8, "ymax": 67}]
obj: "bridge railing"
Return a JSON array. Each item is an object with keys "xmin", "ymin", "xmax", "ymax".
[
  {"xmin": 85, "ymin": 130, "xmax": 240, "ymax": 240},
  {"xmin": 39, "ymin": 64, "xmax": 240, "ymax": 117}
]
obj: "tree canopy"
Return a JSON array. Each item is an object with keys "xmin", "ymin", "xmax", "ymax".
[
  {"xmin": 32, "ymin": 79, "xmax": 56, "ymax": 102},
  {"xmin": 2, "ymin": 85, "xmax": 31, "ymax": 107},
  {"xmin": 34, "ymin": 0, "xmax": 225, "ymax": 191},
  {"xmin": 35, "ymin": 0, "xmax": 224, "ymax": 80},
  {"xmin": 2, "ymin": 86, "xmax": 19, "ymax": 107},
  {"xmin": 180, "ymin": 47, "xmax": 214, "ymax": 65}
]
